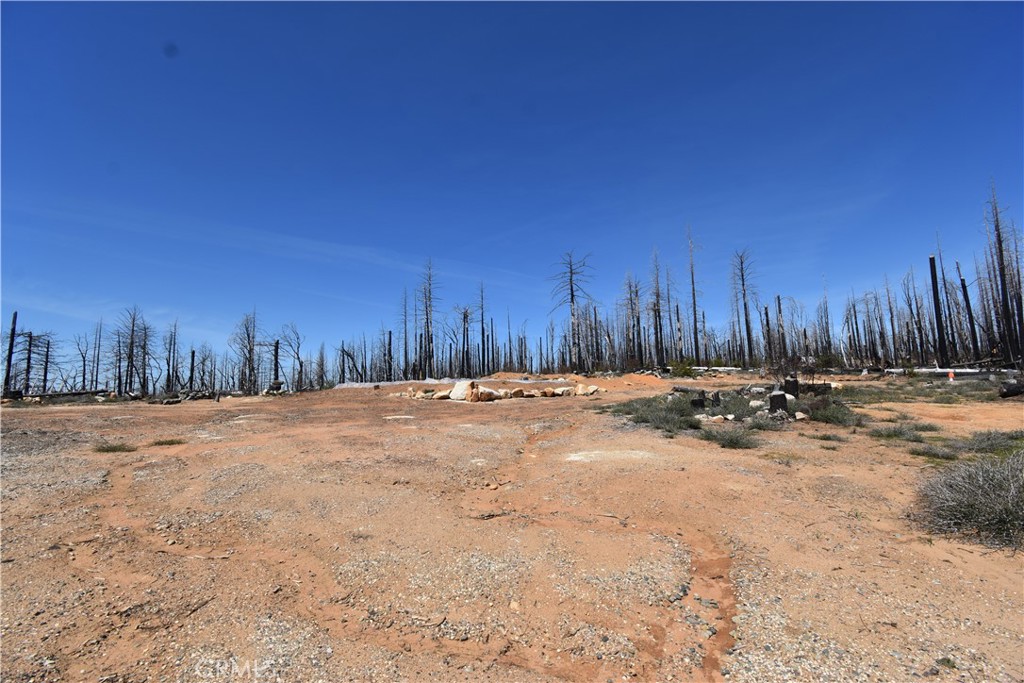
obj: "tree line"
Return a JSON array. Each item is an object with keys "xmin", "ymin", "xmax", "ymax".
[{"xmin": 3, "ymin": 190, "xmax": 1021, "ymax": 398}]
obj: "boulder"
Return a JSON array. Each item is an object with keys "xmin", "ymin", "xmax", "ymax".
[
  {"xmin": 749, "ymin": 400, "xmax": 766, "ymax": 409},
  {"xmin": 709, "ymin": 415, "xmax": 726, "ymax": 423},
  {"xmin": 794, "ymin": 411, "xmax": 809, "ymax": 420},
  {"xmin": 432, "ymin": 390, "xmax": 451, "ymax": 400},
  {"xmin": 554, "ymin": 387, "xmax": 574, "ymax": 397},
  {"xmin": 450, "ymin": 380, "xmax": 475, "ymax": 401},
  {"xmin": 499, "ymin": 389, "xmax": 512, "ymax": 399},
  {"xmin": 477, "ymin": 387, "xmax": 501, "ymax": 402},
  {"xmin": 522, "ymin": 390, "xmax": 538, "ymax": 398},
  {"xmin": 511, "ymin": 388, "xmax": 525, "ymax": 398},
  {"xmin": 541, "ymin": 388, "xmax": 555, "ymax": 398}
]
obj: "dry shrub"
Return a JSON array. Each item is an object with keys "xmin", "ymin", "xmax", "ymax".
[{"xmin": 916, "ymin": 450, "xmax": 1024, "ymax": 549}]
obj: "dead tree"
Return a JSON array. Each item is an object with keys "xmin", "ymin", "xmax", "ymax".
[
  {"xmin": 731, "ymin": 249, "xmax": 758, "ymax": 368},
  {"xmin": 550, "ymin": 251, "xmax": 592, "ymax": 373}
]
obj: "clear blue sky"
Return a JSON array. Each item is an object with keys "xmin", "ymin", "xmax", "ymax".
[{"xmin": 3, "ymin": 2, "xmax": 1022, "ymax": 355}]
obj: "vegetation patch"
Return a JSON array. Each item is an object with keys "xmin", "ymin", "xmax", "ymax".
[
  {"xmin": 746, "ymin": 415, "xmax": 786, "ymax": 431},
  {"xmin": 908, "ymin": 444, "xmax": 958, "ymax": 461},
  {"xmin": 868, "ymin": 424, "xmax": 925, "ymax": 442},
  {"xmin": 948, "ymin": 430, "xmax": 1024, "ymax": 456},
  {"xmin": 94, "ymin": 442, "xmax": 137, "ymax": 453},
  {"xmin": 801, "ymin": 396, "xmax": 864, "ymax": 427},
  {"xmin": 151, "ymin": 438, "xmax": 187, "ymax": 446},
  {"xmin": 699, "ymin": 428, "xmax": 759, "ymax": 449},
  {"xmin": 915, "ymin": 450, "xmax": 1024, "ymax": 549},
  {"xmin": 601, "ymin": 395, "xmax": 702, "ymax": 437},
  {"xmin": 801, "ymin": 432, "xmax": 849, "ymax": 442},
  {"xmin": 839, "ymin": 379, "xmax": 999, "ymax": 405}
]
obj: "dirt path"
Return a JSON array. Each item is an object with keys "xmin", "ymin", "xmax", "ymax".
[{"xmin": 1, "ymin": 376, "xmax": 1021, "ymax": 682}]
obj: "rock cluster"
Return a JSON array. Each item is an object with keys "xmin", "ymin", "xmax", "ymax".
[{"xmin": 396, "ymin": 380, "xmax": 604, "ymax": 402}]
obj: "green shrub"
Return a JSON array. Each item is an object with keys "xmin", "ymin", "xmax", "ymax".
[
  {"xmin": 151, "ymin": 438, "xmax": 186, "ymax": 446},
  {"xmin": 908, "ymin": 422, "xmax": 941, "ymax": 433},
  {"xmin": 94, "ymin": 442, "xmax": 137, "ymax": 453},
  {"xmin": 699, "ymin": 428, "xmax": 760, "ymax": 449},
  {"xmin": 668, "ymin": 361, "xmax": 697, "ymax": 378},
  {"xmin": 805, "ymin": 397, "xmax": 864, "ymax": 427},
  {"xmin": 916, "ymin": 450, "xmax": 1024, "ymax": 549},
  {"xmin": 604, "ymin": 395, "xmax": 701, "ymax": 436}
]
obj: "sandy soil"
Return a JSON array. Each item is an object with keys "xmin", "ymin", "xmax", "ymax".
[{"xmin": 1, "ymin": 374, "xmax": 1021, "ymax": 682}]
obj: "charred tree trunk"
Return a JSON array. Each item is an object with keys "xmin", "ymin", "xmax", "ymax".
[
  {"xmin": 930, "ymin": 255, "xmax": 950, "ymax": 367},
  {"xmin": 3, "ymin": 311, "xmax": 16, "ymax": 396}
]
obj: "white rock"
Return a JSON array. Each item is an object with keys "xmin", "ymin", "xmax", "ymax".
[
  {"xmin": 432, "ymin": 390, "xmax": 451, "ymax": 400},
  {"xmin": 450, "ymin": 380, "xmax": 474, "ymax": 401},
  {"xmin": 709, "ymin": 415, "xmax": 726, "ymax": 423},
  {"xmin": 794, "ymin": 411, "xmax": 809, "ymax": 420},
  {"xmin": 749, "ymin": 400, "xmax": 765, "ymax": 409}
]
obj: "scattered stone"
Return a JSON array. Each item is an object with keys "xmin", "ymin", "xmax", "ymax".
[
  {"xmin": 794, "ymin": 411, "xmax": 809, "ymax": 421},
  {"xmin": 749, "ymin": 400, "xmax": 766, "ymax": 409},
  {"xmin": 432, "ymin": 390, "xmax": 451, "ymax": 400}
]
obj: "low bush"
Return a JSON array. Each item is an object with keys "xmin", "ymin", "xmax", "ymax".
[
  {"xmin": 699, "ymin": 428, "xmax": 759, "ymax": 449},
  {"xmin": 804, "ymin": 397, "xmax": 864, "ymax": 427},
  {"xmin": 94, "ymin": 442, "xmax": 137, "ymax": 453},
  {"xmin": 603, "ymin": 395, "xmax": 702, "ymax": 436},
  {"xmin": 747, "ymin": 415, "xmax": 786, "ymax": 431},
  {"xmin": 915, "ymin": 450, "xmax": 1024, "ymax": 549},
  {"xmin": 949, "ymin": 430, "xmax": 1024, "ymax": 456},
  {"xmin": 908, "ymin": 444, "xmax": 958, "ymax": 460},
  {"xmin": 802, "ymin": 433, "xmax": 849, "ymax": 442},
  {"xmin": 151, "ymin": 438, "xmax": 186, "ymax": 446},
  {"xmin": 868, "ymin": 425, "xmax": 925, "ymax": 442},
  {"xmin": 668, "ymin": 361, "xmax": 697, "ymax": 378}
]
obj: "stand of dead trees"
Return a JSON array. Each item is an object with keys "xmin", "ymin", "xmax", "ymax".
[{"xmin": 4, "ymin": 191, "xmax": 1021, "ymax": 398}]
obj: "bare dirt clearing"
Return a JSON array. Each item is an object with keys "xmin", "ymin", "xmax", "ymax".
[{"xmin": 2, "ymin": 375, "xmax": 1021, "ymax": 682}]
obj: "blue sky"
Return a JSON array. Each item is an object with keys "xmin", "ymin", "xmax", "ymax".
[{"xmin": 2, "ymin": 2, "xmax": 1022, "ymax": 354}]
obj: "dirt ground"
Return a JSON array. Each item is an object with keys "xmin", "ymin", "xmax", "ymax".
[{"xmin": 1, "ymin": 374, "xmax": 1021, "ymax": 682}]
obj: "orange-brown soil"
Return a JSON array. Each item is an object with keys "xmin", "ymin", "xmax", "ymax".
[{"xmin": 1, "ymin": 375, "xmax": 1021, "ymax": 682}]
